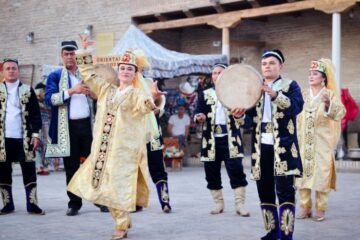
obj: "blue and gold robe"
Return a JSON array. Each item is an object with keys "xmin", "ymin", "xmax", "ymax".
[
  {"xmin": 45, "ymin": 68, "xmax": 95, "ymax": 158},
  {"xmin": 245, "ymin": 78, "xmax": 304, "ymax": 180}
]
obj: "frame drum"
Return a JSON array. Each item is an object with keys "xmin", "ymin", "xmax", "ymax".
[{"xmin": 216, "ymin": 64, "xmax": 262, "ymax": 109}]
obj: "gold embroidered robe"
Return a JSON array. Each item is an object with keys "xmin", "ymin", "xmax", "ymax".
[
  {"xmin": 296, "ymin": 89, "xmax": 345, "ymax": 192},
  {"xmin": 68, "ymin": 59, "xmax": 155, "ymax": 211}
]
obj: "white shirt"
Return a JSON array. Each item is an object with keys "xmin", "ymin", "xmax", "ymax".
[
  {"xmin": 64, "ymin": 72, "xmax": 90, "ymax": 120},
  {"xmin": 5, "ymin": 80, "xmax": 23, "ymax": 138},
  {"xmin": 261, "ymin": 81, "xmax": 274, "ymax": 145},
  {"xmin": 214, "ymin": 100, "xmax": 227, "ymax": 137},
  {"xmin": 168, "ymin": 114, "xmax": 190, "ymax": 136}
]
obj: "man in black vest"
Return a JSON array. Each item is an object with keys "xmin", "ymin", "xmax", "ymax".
[
  {"xmin": 0, "ymin": 58, "xmax": 44, "ymax": 215},
  {"xmin": 195, "ymin": 63, "xmax": 249, "ymax": 217}
]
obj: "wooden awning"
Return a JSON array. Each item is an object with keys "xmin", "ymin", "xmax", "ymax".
[{"xmin": 135, "ymin": 0, "xmax": 359, "ymax": 32}]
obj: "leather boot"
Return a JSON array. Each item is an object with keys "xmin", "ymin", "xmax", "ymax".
[
  {"xmin": 156, "ymin": 180, "xmax": 171, "ymax": 213},
  {"xmin": 260, "ymin": 203, "xmax": 280, "ymax": 240},
  {"xmin": 0, "ymin": 184, "xmax": 15, "ymax": 215},
  {"xmin": 25, "ymin": 183, "xmax": 45, "ymax": 215},
  {"xmin": 279, "ymin": 202, "xmax": 295, "ymax": 240},
  {"xmin": 210, "ymin": 189, "xmax": 224, "ymax": 214},
  {"xmin": 234, "ymin": 187, "xmax": 250, "ymax": 217}
]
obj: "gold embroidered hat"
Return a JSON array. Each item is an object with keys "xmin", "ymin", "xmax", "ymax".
[
  {"xmin": 309, "ymin": 60, "xmax": 326, "ymax": 73},
  {"xmin": 119, "ymin": 50, "xmax": 137, "ymax": 67},
  {"xmin": 118, "ymin": 49, "xmax": 150, "ymax": 88},
  {"xmin": 309, "ymin": 58, "xmax": 336, "ymax": 91}
]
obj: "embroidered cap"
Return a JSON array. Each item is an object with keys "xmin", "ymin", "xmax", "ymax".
[
  {"xmin": 3, "ymin": 58, "xmax": 19, "ymax": 65},
  {"xmin": 309, "ymin": 60, "xmax": 325, "ymax": 73},
  {"xmin": 262, "ymin": 49, "xmax": 285, "ymax": 64},
  {"xmin": 61, "ymin": 40, "xmax": 78, "ymax": 51},
  {"xmin": 309, "ymin": 58, "xmax": 337, "ymax": 91},
  {"xmin": 213, "ymin": 63, "xmax": 227, "ymax": 70},
  {"xmin": 118, "ymin": 50, "xmax": 137, "ymax": 67}
]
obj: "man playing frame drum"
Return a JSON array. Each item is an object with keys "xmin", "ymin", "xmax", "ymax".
[
  {"xmin": 244, "ymin": 49, "xmax": 304, "ymax": 240},
  {"xmin": 194, "ymin": 63, "xmax": 250, "ymax": 217}
]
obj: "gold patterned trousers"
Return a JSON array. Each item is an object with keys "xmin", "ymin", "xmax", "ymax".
[
  {"xmin": 109, "ymin": 208, "xmax": 131, "ymax": 230},
  {"xmin": 299, "ymin": 188, "xmax": 329, "ymax": 212}
]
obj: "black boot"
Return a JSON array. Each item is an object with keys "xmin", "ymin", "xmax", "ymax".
[
  {"xmin": 0, "ymin": 184, "xmax": 15, "ymax": 215},
  {"xmin": 279, "ymin": 202, "xmax": 295, "ymax": 240},
  {"xmin": 260, "ymin": 203, "xmax": 280, "ymax": 240},
  {"xmin": 156, "ymin": 180, "xmax": 171, "ymax": 213},
  {"xmin": 94, "ymin": 203, "xmax": 109, "ymax": 212},
  {"xmin": 25, "ymin": 183, "xmax": 45, "ymax": 215}
]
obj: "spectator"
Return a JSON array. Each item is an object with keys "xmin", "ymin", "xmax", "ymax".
[{"xmin": 167, "ymin": 105, "xmax": 190, "ymax": 149}]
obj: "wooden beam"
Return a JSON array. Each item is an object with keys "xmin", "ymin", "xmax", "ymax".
[
  {"xmin": 183, "ymin": 8, "xmax": 195, "ymax": 18},
  {"xmin": 138, "ymin": 0, "xmax": 359, "ymax": 32},
  {"xmin": 155, "ymin": 13, "xmax": 168, "ymax": 22},
  {"xmin": 314, "ymin": 0, "xmax": 357, "ymax": 14}
]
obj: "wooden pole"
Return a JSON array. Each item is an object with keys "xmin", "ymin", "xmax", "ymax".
[{"xmin": 222, "ymin": 27, "xmax": 230, "ymax": 63}]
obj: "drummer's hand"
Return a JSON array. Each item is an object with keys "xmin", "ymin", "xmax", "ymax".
[
  {"xmin": 261, "ymin": 84, "xmax": 277, "ymax": 99},
  {"xmin": 231, "ymin": 107, "xmax": 246, "ymax": 118},
  {"xmin": 195, "ymin": 113, "xmax": 206, "ymax": 123}
]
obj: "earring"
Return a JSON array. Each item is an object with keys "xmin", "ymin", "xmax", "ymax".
[{"xmin": 321, "ymin": 81, "xmax": 325, "ymax": 87}]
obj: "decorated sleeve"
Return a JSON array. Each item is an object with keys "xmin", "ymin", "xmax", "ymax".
[
  {"xmin": 45, "ymin": 71, "xmax": 66, "ymax": 106},
  {"xmin": 135, "ymin": 89, "xmax": 156, "ymax": 115},
  {"xmin": 232, "ymin": 114, "xmax": 245, "ymax": 129},
  {"xmin": 325, "ymin": 92, "xmax": 346, "ymax": 121},
  {"xmin": 273, "ymin": 80, "xmax": 304, "ymax": 116},
  {"xmin": 241, "ymin": 107, "xmax": 256, "ymax": 129},
  {"xmin": 76, "ymin": 50, "xmax": 108, "ymax": 97}
]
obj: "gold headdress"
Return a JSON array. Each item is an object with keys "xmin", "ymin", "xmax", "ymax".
[
  {"xmin": 118, "ymin": 49, "xmax": 150, "ymax": 88},
  {"xmin": 309, "ymin": 58, "xmax": 337, "ymax": 92},
  {"xmin": 119, "ymin": 50, "xmax": 137, "ymax": 67}
]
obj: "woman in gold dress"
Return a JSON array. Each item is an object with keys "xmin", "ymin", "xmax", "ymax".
[
  {"xmin": 68, "ymin": 38, "xmax": 165, "ymax": 239},
  {"xmin": 296, "ymin": 58, "xmax": 345, "ymax": 222}
]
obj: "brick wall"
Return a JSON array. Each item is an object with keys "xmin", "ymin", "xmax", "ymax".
[
  {"xmin": 0, "ymin": 0, "xmax": 132, "ymax": 85},
  {"xmin": 0, "ymin": 0, "xmax": 359, "ymax": 102}
]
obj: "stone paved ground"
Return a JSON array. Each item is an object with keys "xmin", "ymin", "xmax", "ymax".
[{"xmin": 1, "ymin": 166, "xmax": 359, "ymax": 240}]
